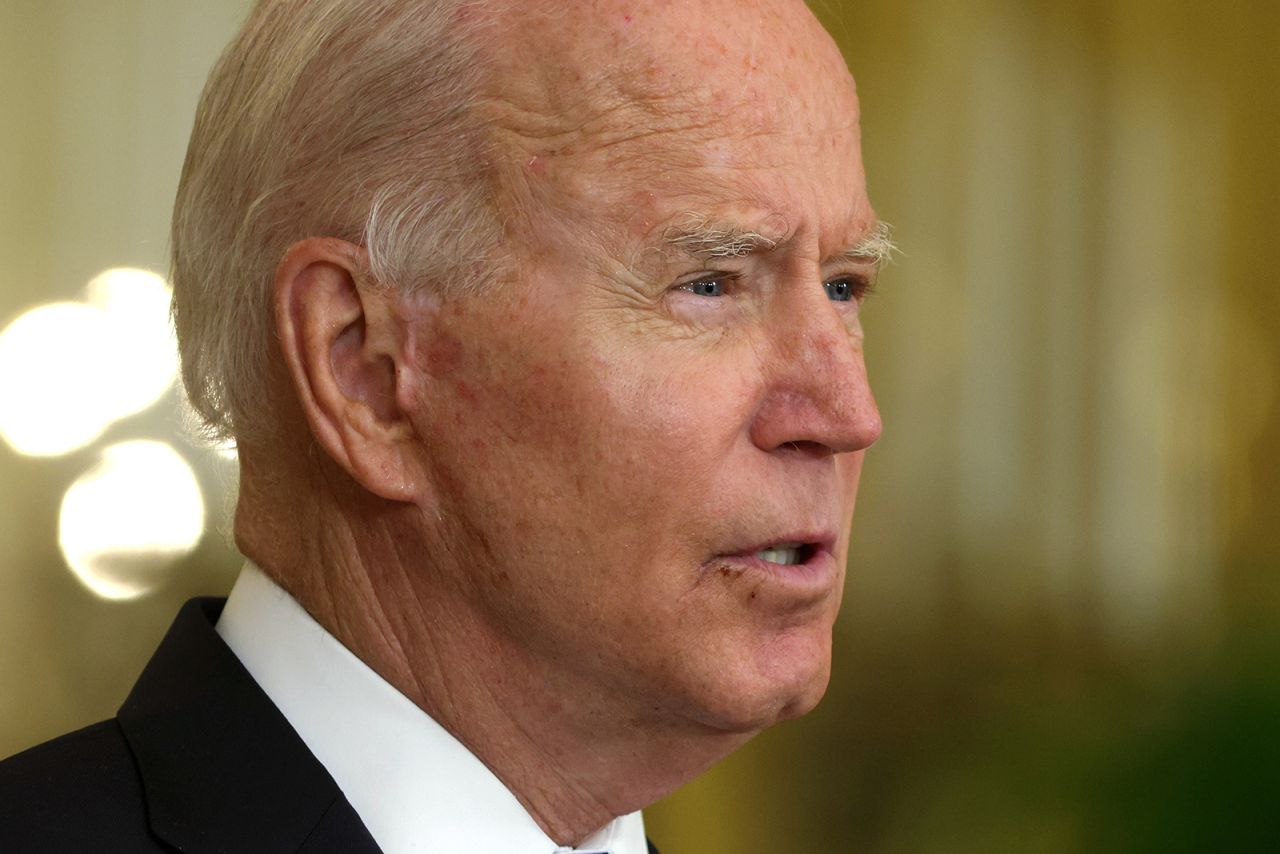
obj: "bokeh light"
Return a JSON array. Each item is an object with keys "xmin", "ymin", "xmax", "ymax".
[
  {"xmin": 0, "ymin": 268, "xmax": 178, "ymax": 458},
  {"xmin": 0, "ymin": 302, "xmax": 117, "ymax": 456},
  {"xmin": 58, "ymin": 440, "xmax": 205, "ymax": 601},
  {"xmin": 83, "ymin": 267, "xmax": 178, "ymax": 420}
]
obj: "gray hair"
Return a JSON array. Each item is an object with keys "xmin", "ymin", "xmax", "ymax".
[{"xmin": 171, "ymin": 0, "xmax": 499, "ymax": 446}]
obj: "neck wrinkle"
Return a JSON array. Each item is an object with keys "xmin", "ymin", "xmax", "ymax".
[{"xmin": 235, "ymin": 459, "xmax": 752, "ymax": 847}]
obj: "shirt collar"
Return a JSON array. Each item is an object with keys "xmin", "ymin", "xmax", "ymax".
[{"xmin": 216, "ymin": 562, "xmax": 647, "ymax": 854}]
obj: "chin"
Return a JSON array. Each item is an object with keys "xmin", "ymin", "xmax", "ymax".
[
  {"xmin": 774, "ymin": 663, "xmax": 833, "ymax": 721},
  {"xmin": 765, "ymin": 646, "xmax": 834, "ymax": 724},
  {"xmin": 689, "ymin": 629, "xmax": 835, "ymax": 734}
]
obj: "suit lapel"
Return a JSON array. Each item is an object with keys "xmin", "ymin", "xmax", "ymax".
[{"xmin": 117, "ymin": 598, "xmax": 381, "ymax": 854}]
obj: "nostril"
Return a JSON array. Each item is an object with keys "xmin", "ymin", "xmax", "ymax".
[{"xmin": 781, "ymin": 440, "xmax": 836, "ymax": 458}]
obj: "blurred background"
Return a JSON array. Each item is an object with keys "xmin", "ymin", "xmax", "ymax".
[{"xmin": 1, "ymin": 1, "xmax": 1276, "ymax": 851}]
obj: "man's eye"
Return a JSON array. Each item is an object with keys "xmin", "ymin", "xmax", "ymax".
[
  {"xmin": 824, "ymin": 277, "xmax": 869, "ymax": 302},
  {"xmin": 680, "ymin": 276, "xmax": 728, "ymax": 297}
]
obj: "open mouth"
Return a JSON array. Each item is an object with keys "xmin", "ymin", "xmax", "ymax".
[
  {"xmin": 702, "ymin": 535, "xmax": 836, "ymax": 595},
  {"xmin": 752, "ymin": 542, "xmax": 817, "ymax": 566}
]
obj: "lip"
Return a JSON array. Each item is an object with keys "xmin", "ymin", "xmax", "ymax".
[
  {"xmin": 730, "ymin": 531, "xmax": 838, "ymax": 560},
  {"xmin": 702, "ymin": 532, "xmax": 840, "ymax": 599}
]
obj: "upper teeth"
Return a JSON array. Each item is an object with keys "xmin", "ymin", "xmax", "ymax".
[{"xmin": 756, "ymin": 543, "xmax": 804, "ymax": 565}]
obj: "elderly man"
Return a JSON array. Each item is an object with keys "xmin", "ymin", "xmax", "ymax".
[{"xmin": 1, "ymin": 0, "xmax": 887, "ymax": 851}]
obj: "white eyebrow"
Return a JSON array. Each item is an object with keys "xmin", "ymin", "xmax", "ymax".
[
  {"xmin": 842, "ymin": 221, "xmax": 898, "ymax": 268},
  {"xmin": 663, "ymin": 215, "xmax": 899, "ymax": 268},
  {"xmin": 662, "ymin": 214, "xmax": 780, "ymax": 259}
]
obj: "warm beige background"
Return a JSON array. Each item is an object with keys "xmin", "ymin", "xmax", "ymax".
[{"xmin": 2, "ymin": 2, "xmax": 1277, "ymax": 852}]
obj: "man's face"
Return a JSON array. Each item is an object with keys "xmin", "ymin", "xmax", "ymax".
[{"xmin": 404, "ymin": 0, "xmax": 881, "ymax": 735}]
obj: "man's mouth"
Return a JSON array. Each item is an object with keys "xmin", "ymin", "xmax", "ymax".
[
  {"xmin": 753, "ymin": 543, "xmax": 812, "ymax": 566},
  {"xmin": 702, "ymin": 534, "xmax": 838, "ymax": 599}
]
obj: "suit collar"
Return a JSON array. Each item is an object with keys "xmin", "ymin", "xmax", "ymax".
[{"xmin": 117, "ymin": 598, "xmax": 379, "ymax": 854}]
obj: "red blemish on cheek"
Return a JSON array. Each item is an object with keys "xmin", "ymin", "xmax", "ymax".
[
  {"xmin": 434, "ymin": 463, "xmax": 461, "ymax": 494},
  {"xmin": 426, "ymin": 335, "xmax": 463, "ymax": 376},
  {"xmin": 454, "ymin": 380, "xmax": 476, "ymax": 401},
  {"xmin": 623, "ymin": 13, "xmax": 633, "ymax": 23}
]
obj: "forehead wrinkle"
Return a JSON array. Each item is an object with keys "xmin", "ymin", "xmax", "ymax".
[
  {"xmin": 477, "ymin": 35, "xmax": 848, "ymax": 166},
  {"xmin": 476, "ymin": 0, "xmax": 863, "ymax": 152},
  {"xmin": 483, "ymin": 89, "xmax": 738, "ymax": 169}
]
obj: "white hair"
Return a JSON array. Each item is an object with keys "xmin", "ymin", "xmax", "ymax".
[
  {"xmin": 845, "ymin": 220, "xmax": 898, "ymax": 267},
  {"xmin": 171, "ymin": 0, "xmax": 499, "ymax": 446},
  {"xmin": 664, "ymin": 214, "xmax": 898, "ymax": 265}
]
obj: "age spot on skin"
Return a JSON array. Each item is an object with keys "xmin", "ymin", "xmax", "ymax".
[{"xmin": 715, "ymin": 564, "xmax": 746, "ymax": 581}]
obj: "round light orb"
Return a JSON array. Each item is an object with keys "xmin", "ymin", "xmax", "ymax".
[
  {"xmin": 84, "ymin": 267, "xmax": 178, "ymax": 421},
  {"xmin": 58, "ymin": 440, "xmax": 206, "ymax": 601},
  {"xmin": 0, "ymin": 302, "xmax": 117, "ymax": 456}
]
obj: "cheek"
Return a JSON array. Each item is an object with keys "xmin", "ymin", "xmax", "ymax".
[
  {"xmin": 497, "ymin": 304, "xmax": 754, "ymax": 476},
  {"xmin": 584, "ymin": 342, "xmax": 762, "ymax": 492},
  {"xmin": 414, "ymin": 292, "xmax": 763, "ymax": 564}
]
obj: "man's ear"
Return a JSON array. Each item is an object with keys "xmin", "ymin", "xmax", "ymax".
[{"xmin": 273, "ymin": 237, "xmax": 421, "ymax": 503}]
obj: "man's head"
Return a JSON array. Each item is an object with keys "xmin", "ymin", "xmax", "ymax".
[{"xmin": 173, "ymin": 0, "xmax": 884, "ymax": 825}]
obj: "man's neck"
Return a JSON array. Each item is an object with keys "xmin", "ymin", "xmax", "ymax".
[{"xmin": 237, "ymin": 501, "xmax": 751, "ymax": 846}]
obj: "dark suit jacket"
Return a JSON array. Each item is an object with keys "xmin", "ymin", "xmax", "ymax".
[{"xmin": 0, "ymin": 598, "xmax": 662, "ymax": 854}]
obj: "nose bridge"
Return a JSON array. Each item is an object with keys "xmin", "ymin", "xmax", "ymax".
[{"xmin": 754, "ymin": 286, "xmax": 881, "ymax": 454}]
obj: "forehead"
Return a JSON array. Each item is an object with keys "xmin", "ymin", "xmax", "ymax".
[
  {"xmin": 477, "ymin": 0, "xmax": 870, "ymax": 250},
  {"xmin": 480, "ymin": 0, "xmax": 857, "ymax": 140}
]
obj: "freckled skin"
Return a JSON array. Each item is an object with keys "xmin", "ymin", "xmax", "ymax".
[{"xmin": 405, "ymin": 0, "xmax": 882, "ymax": 734}]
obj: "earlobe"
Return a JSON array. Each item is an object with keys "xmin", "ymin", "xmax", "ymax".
[{"xmin": 273, "ymin": 237, "xmax": 422, "ymax": 503}]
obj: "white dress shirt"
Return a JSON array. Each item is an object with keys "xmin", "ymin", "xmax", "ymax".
[{"xmin": 216, "ymin": 562, "xmax": 648, "ymax": 854}]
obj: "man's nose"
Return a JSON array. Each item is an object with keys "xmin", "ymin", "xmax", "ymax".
[{"xmin": 748, "ymin": 289, "xmax": 883, "ymax": 457}]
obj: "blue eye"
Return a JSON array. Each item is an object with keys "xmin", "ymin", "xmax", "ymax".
[
  {"xmin": 824, "ymin": 278, "xmax": 855, "ymax": 302},
  {"xmin": 826, "ymin": 276, "xmax": 874, "ymax": 302},
  {"xmin": 683, "ymin": 277, "xmax": 726, "ymax": 297}
]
